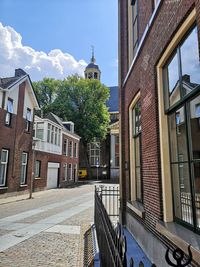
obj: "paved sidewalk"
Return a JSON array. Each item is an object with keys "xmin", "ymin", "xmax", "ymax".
[{"xmin": 0, "ymin": 185, "xmax": 95, "ymax": 267}]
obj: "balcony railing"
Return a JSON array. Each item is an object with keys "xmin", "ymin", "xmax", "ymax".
[
  {"xmin": 35, "ymin": 139, "xmax": 61, "ymax": 154},
  {"xmin": 94, "ymin": 186, "xmax": 193, "ymax": 267}
]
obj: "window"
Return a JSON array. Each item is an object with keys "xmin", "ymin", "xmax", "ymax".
[
  {"xmin": 69, "ymin": 141, "xmax": 73, "ymax": 158},
  {"xmin": 132, "ymin": 100, "xmax": 142, "ymax": 202},
  {"xmin": 20, "ymin": 152, "xmax": 28, "ymax": 185},
  {"xmin": 25, "ymin": 108, "xmax": 31, "ymax": 131},
  {"xmin": 131, "ymin": 0, "xmax": 139, "ymax": 58},
  {"xmin": 35, "ymin": 123, "xmax": 44, "ymax": 140},
  {"xmin": 63, "ymin": 163, "xmax": 67, "ymax": 181},
  {"xmin": 63, "ymin": 139, "xmax": 68, "ymax": 156},
  {"xmin": 47, "ymin": 124, "xmax": 51, "ymax": 143},
  {"xmin": 51, "ymin": 126, "xmax": 54, "ymax": 144},
  {"xmin": 73, "ymin": 164, "xmax": 77, "ymax": 181},
  {"xmin": 58, "ymin": 129, "xmax": 61, "ymax": 146},
  {"xmin": 0, "ymin": 149, "xmax": 9, "ymax": 186},
  {"xmin": 74, "ymin": 143, "xmax": 77, "ymax": 158},
  {"xmin": 88, "ymin": 140, "xmax": 101, "ymax": 166},
  {"xmin": 163, "ymin": 26, "xmax": 200, "ymax": 110},
  {"xmin": 163, "ymin": 26, "xmax": 200, "ymax": 232},
  {"xmin": 5, "ymin": 98, "xmax": 13, "ymax": 126},
  {"xmin": 94, "ymin": 72, "xmax": 98, "ymax": 79},
  {"xmin": 68, "ymin": 163, "xmax": 72, "ymax": 180},
  {"xmin": 35, "ymin": 160, "xmax": 41, "ymax": 178}
]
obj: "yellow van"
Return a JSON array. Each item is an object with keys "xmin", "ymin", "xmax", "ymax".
[{"xmin": 78, "ymin": 169, "xmax": 87, "ymax": 179}]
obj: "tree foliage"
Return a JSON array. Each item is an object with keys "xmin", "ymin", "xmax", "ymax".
[
  {"xmin": 33, "ymin": 78, "xmax": 60, "ymax": 114},
  {"xmin": 33, "ymin": 75, "xmax": 110, "ymax": 144}
]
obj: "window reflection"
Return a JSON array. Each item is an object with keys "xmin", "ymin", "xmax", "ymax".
[
  {"xmin": 164, "ymin": 26, "xmax": 200, "ymax": 109},
  {"xmin": 181, "ymin": 27, "xmax": 200, "ymax": 94}
]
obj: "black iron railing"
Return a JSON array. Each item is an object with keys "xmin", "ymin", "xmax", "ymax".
[{"xmin": 94, "ymin": 185, "xmax": 193, "ymax": 267}]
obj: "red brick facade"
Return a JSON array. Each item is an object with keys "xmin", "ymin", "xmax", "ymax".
[
  {"xmin": 34, "ymin": 133, "xmax": 79, "ymax": 191},
  {"xmin": 119, "ymin": 0, "xmax": 200, "ymax": 265},
  {"xmin": 0, "ymin": 81, "xmax": 35, "ymax": 196}
]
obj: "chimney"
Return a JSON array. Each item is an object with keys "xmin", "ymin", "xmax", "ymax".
[{"xmin": 15, "ymin": 68, "xmax": 27, "ymax": 77}]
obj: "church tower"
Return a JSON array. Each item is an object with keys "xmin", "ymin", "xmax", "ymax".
[{"xmin": 84, "ymin": 47, "xmax": 101, "ymax": 80}]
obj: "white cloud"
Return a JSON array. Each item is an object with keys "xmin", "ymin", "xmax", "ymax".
[{"xmin": 0, "ymin": 22, "xmax": 87, "ymax": 81}]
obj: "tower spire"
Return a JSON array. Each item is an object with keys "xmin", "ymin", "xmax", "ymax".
[{"xmin": 91, "ymin": 45, "xmax": 95, "ymax": 63}]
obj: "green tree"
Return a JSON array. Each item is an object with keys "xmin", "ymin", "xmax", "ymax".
[
  {"xmin": 33, "ymin": 78, "xmax": 60, "ymax": 114},
  {"xmin": 52, "ymin": 75, "xmax": 110, "ymax": 145},
  {"xmin": 52, "ymin": 75, "xmax": 110, "ymax": 176}
]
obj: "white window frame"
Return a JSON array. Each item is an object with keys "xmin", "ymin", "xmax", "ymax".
[
  {"xmin": 68, "ymin": 163, "xmax": 72, "ymax": 180},
  {"xmin": 35, "ymin": 160, "xmax": 41, "ymax": 178},
  {"xmin": 5, "ymin": 98, "xmax": 14, "ymax": 126},
  {"xmin": 25, "ymin": 108, "xmax": 31, "ymax": 131},
  {"xmin": 88, "ymin": 140, "xmax": 101, "ymax": 167},
  {"xmin": 0, "ymin": 149, "xmax": 9, "ymax": 186},
  {"xmin": 64, "ymin": 138, "xmax": 68, "ymax": 156},
  {"xmin": 74, "ymin": 142, "xmax": 77, "ymax": 158},
  {"xmin": 63, "ymin": 163, "xmax": 67, "ymax": 181},
  {"xmin": 20, "ymin": 152, "xmax": 28, "ymax": 185},
  {"xmin": 69, "ymin": 141, "xmax": 73, "ymax": 158}
]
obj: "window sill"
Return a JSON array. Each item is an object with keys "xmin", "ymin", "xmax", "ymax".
[
  {"xmin": 156, "ymin": 221, "xmax": 200, "ymax": 264},
  {"xmin": 127, "ymin": 200, "xmax": 145, "ymax": 219},
  {"xmin": 34, "ymin": 177, "xmax": 41, "ymax": 180},
  {"xmin": 20, "ymin": 184, "xmax": 28, "ymax": 187},
  {"xmin": 0, "ymin": 187, "xmax": 8, "ymax": 190}
]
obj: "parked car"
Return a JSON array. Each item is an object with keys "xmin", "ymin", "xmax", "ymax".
[{"xmin": 78, "ymin": 169, "xmax": 87, "ymax": 179}]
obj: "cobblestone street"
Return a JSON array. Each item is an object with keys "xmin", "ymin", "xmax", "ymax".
[{"xmin": 0, "ymin": 182, "xmax": 96, "ymax": 267}]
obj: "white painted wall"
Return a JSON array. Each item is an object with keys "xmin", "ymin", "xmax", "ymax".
[
  {"xmin": 23, "ymin": 83, "xmax": 34, "ymax": 121},
  {"xmin": 4, "ymin": 85, "xmax": 19, "ymax": 114}
]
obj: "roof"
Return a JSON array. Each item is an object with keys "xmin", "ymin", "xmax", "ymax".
[
  {"xmin": 0, "ymin": 77, "xmax": 19, "ymax": 89},
  {"xmin": 85, "ymin": 63, "xmax": 100, "ymax": 70},
  {"xmin": 0, "ymin": 68, "xmax": 40, "ymax": 109},
  {"xmin": 106, "ymin": 86, "xmax": 119, "ymax": 112},
  {"xmin": 45, "ymin": 112, "xmax": 81, "ymax": 139}
]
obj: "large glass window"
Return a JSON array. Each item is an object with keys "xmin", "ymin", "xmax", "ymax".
[
  {"xmin": 164, "ymin": 26, "xmax": 200, "ymax": 110},
  {"xmin": 20, "ymin": 152, "xmax": 28, "ymax": 185},
  {"xmin": 88, "ymin": 140, "xmax": 101, "ymax": 166},
  {"xmin": 0, "ymin": 149, "xmax": 9, "ymax": 186},
  {"xmin": 164, "ymin": 25, "xmax": 200, "ymax": 232},
  {"xmin": 132, "ymin": 100, "xmax": 142, "ymax": 202}
]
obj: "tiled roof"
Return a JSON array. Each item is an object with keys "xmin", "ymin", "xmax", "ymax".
[
  {"xmin": 107, "ymin": 86, "xmax": 119, "ymax": 112},
  {"xmin": 0, "ymin": 77, "xmax": 19, "ymax": 89}
]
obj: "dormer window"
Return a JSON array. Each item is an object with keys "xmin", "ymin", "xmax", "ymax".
[
  {"xmin": 25, "ymin": 108, "xmax": 31, "ymax": 132},
  {"xmin": 5, "ymin": 98, "xmax": 13, "ymax": 126}
]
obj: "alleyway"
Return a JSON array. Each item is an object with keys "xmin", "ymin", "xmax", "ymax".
[{"xmin": 0, "ymin": 182, "xmax": 101, "ymax": 267}]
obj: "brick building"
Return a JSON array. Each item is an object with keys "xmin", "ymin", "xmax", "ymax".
[
  {"xmin": 0, "ymin": 69, "xmax": 39, "ymax": 197},
  {"xmin": 33, "ymin": 113, "xmax": 80, "ymax": 190},
  {"xmin": 119, "ymin": 0, "xmax": 200, "ymax": 266}
]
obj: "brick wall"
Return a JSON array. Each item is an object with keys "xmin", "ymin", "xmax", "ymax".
[
  {"xmin": 0, "ymin": 82, "xmax": 34, "ymax": 194},
  {"xmin": 119, "ymin": 0, "xmax": 199, "ymax": 226}
]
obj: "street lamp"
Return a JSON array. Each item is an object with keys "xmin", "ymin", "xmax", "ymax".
[{"xmin": 29, "ymin": 138, "xmax": 38, "ymax": 199}]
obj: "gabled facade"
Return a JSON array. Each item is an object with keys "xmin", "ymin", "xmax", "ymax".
[
  {"xmin": 119, "ymin": 1, "xmax": 200, "ymax": 266},
  {"xmin": 33, "ymin": 113, "xmax": 80, "ymax": 190},
  {"xmin": 0, "ymin": 69, "xmax": 39, "ymax": 196}
]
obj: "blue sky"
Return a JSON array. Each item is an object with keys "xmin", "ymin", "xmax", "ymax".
[{"xmin": 0, "ymin": 0, "xmax": 118, "ymax": 86}]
